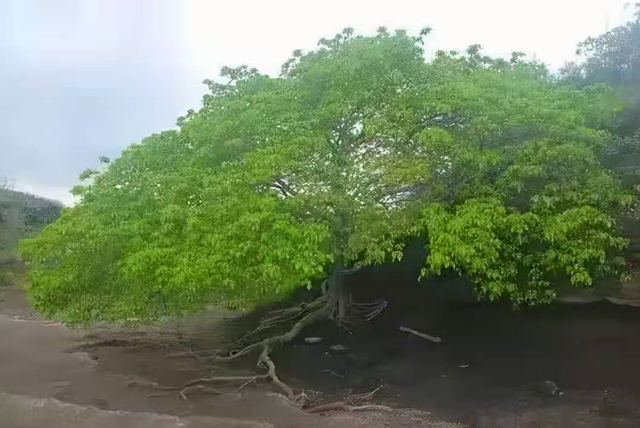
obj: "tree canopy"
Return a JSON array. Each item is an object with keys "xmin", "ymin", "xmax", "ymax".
[
  {"xmin": 21, "ymin": 29, "xmax": 637, "ymax": 322},
  {"xmin": 560, "ymin": 11, "xmax": 640, "ymax": 195}
]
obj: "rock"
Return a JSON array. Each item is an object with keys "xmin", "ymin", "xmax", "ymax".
[
  {"xmin": 329, "ymin": 344, "xmax": 348, "ymax": 354},
  {"xmin": 303, "ymin": 337, "xmax": 322, "ymax": 344},
  {"xmin": 532, "ymin": 380, "xmax": 562, "ymax": 397}
]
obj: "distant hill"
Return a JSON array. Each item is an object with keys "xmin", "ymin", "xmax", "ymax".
[{"xmin": 0, "ymin": 189, "xmax": 62, "ymax": 262}]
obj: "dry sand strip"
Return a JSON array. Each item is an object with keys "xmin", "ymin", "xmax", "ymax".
[{"xmin": 0, "ymin": 392, "xmax": 272, "ymax": 428}]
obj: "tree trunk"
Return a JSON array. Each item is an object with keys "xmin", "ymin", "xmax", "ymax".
[{"xmin": 327, "ymin": 263, "xmax": 352, "ymax": 320}]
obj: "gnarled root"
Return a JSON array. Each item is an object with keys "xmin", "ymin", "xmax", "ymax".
[
  {"xmin": 150, "ymin": 294, "xmax": 335, "ymax": 404},
  {"xmin": 170, "ymin": 283, "xmax": 388, "ymax": 406},
  {"xmin": 236, "ymin": 296, "xmax": 329, "ymax": 347},
  {"xmin": 215, "ymin": 294, "xmax": 332, "ymax": 363},
  {"xmin": 351, "ymin": 299, "xmax": 388, "ymax": 322},
  {"xmin": 197, "ymin": 294, "xmax": 335, "ymax": 404}
]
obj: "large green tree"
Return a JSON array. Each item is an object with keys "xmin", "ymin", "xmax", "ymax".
[
  {"xmin": 21, "ymin": 29, "xmax": 637, "ymax": 400},
  {"xmin": 22, "ymin": 29, "xmax": 633, "ymax": 332}
]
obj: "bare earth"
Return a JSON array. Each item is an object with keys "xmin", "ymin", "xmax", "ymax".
[
  {"xmin": 0, "ymin": 284, "xmax": 459, "ymax": 428},
  {"xmin": 4, "ymin": 265, "xmax": 640, "ymax": 428}
]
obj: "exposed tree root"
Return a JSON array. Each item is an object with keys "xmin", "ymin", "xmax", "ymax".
[
  {"xmin": 155, "ymin": 371, "xmax": 299, "ymax": 403},
  {"xmin": 149, "ymin": 385, "xmax": 225, "ymax": 401},
  {"xmin": 165, "ymin": 349, "xmax": 218, "ymax": 359},
  {"xmin": 131, "ymin": 375, "xmax": 263, "ymax": 401},
  {"xmin": 236, "ymin": 296, "xmax": 330, "ymax": 347},
  {"xmin": 305, "ymin": 402, "xmax": 393, "ymax": 414},
  {"xmin": 200, "ymin": 294, "xmax": 335, "ymax": 404},
  {"xmin": 139, "ymin": 297, "xmax": 334, "ymax": 404},
  {"xmin": 169, "ymin": 282, "xmax": 388, "ymax": 407},
  {"xmin": 214, "ymin": 294, "xmax": 332, "ymax": 363},
  {"xmin": 350, "ymin": 386, "xmax": 382, "ymax": 401},
  {"xmin": 235, "ymin": 376, "xmax": 259, "ymax": 392},
  {"xmin": 351, "ymin": 299, "xmax": 388, "ymax": 322}
]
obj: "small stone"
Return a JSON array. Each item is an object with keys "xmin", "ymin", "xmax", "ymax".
[
  {"xmin": 329, "ymin": 344, "xmax": 348, "ymax": 354},
  {"xmin": 533, "ymin": 380, "xmax": 562, "ymax": 397},
  {"xmin": 304, "ymin": 337, "xmax": 323, "ymax": 344}
]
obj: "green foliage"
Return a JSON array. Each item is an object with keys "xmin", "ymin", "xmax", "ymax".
[
  {"xmin": 572, "ymin": 21, "xmax": 640, "ymax": 86},
  {"xmin": 561, "ymin": 18, "xmax": 640, "ymax": 138},
  {"xmin": 560, "ymin": 12, "xmax": 640, "ymax": 210},
  {"xmin": 1, "ymin": 188, "xmax": 62, "ymax": 263},
  {"xmin": 78, "ymin": 169, "xmax": 96, "ymax": 181},
  {"xmin": 21, "ymin": 29, "xmax": 636, "ymax": 322},
  {"xmin": 422, "ymin": 200, "xmax": 627, "ymax": 305}
]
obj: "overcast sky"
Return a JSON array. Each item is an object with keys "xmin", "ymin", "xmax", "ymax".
[{"xmin": 0, "ymin": 0, "xmax": 634, "ymax": 205}]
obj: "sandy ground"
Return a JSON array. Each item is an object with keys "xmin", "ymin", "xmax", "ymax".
[
  {"xmin": 0, "ymin": 283, "xmax": 460, "ymax": 428},
  {"xmin": 3, "ymin": 259, "xmax": 640, "ymax": 428}
]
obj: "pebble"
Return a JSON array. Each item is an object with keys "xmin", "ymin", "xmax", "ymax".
[
  {"xmin": 534, "ymin": 380, "xmax": 563, "ymax": 397},
  {"xmin": 329, "ymin": 344, "xmax": 349, "ymax": 354}
]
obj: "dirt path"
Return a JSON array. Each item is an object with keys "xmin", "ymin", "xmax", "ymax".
[{"xmin": 0, "ymin": 284, "xmax": 456, "ymax": 428}]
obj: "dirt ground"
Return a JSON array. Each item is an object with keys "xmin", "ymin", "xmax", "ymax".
[
  {"xmin": 0, "ymin": 282, "xmax": 461, "ymax": 428},
  {"xmin": 2, "ymin": 257, "xmax": 640, "ymax": 428}
]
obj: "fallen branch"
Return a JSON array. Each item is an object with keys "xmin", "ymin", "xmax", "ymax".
[{"xmin": 399, "ymin": 326, "xmax": 442, "ymax": 343}]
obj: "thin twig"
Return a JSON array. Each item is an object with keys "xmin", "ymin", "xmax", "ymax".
[
  {"xmin": 351, "ymin": 386, "xmax": 382, "ymax": 401},
  {"xmin": 320, "ymin": 369, "xmax": 345, "ymax": 378},
  {"xmin": 236, "ymin": 376, "xmax": 259, "ymax": 392},
  {"xmin": 181, "ymin": 375, "xmax": 267, "ymax": 389},
  {"xmin": 349, "ymin": 404, "xmax": 394, "ymax": 412},
  {"xmin": 179, "ymin": 385, "xmax": 223, "ymax": 401},
  {"xmin": 399, "ymin": 326, "xmax": 442, "ymax": 343},
  {"xmin": 165, "ymin": 349, "xmax": 218, "ymax": 359},
  {"xmin": 305, "ymin": 401, "xmax": 394, "ymax": 414}
]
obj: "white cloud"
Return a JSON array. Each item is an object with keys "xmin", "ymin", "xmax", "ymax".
[
  {"xmin": 2, "ymin": 0, "xmax": 635, "ymax": 204},
  {"xmin": 183, "ymin": 0, "xmax": 632, "ymax": 84}
]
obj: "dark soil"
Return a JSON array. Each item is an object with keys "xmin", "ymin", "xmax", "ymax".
[{"xmin": 259, "ymin": 260, "xmax": 640, "ymax": 427}]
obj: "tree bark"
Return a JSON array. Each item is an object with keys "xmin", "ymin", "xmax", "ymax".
[{"xmin": 327, "ymin": 263, "xmax": 352, "ymax": 320}]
